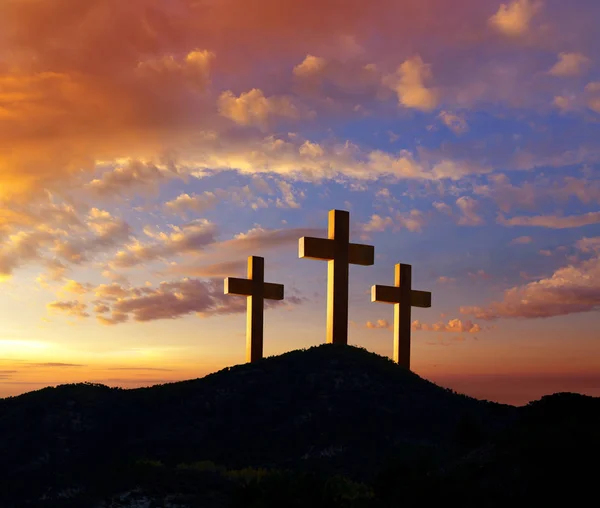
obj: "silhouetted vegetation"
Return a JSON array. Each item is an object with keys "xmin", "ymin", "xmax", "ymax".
[{"xmin": 0, "ymin": 345, "xmax": 597, "ymax": 506}]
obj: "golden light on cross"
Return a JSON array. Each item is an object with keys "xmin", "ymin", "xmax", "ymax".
[
  {"xmin": 371, "ymin": 263, "xmax": 432, "ymax": 369},
  {"xmin": 224, "ymin": 256, "xmax": 284, "ymax": 363},
  {"xmin": 299, "ymin": 209, "xmax": 374, "ymax": 345}
]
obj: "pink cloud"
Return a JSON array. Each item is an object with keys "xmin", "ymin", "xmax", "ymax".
[
  {"xmin": 461, "ymin": 244, "xmax": 600, "ymax": 319},
  {"xmin": 498, "ymin": 211, "xmax": 600, "ymax": 229}
]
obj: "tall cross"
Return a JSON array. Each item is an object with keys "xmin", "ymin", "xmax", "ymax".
[
  {"xmin": 299, "ymin": 209, "xmax": 374, "ymax": 345},
  {"xmin": 224, "ymin": 256, "xmax": 284, "ymax": 363},
  {"xmin": 371, "ymin": 263, "xmax": 432, "ymax": 369}
]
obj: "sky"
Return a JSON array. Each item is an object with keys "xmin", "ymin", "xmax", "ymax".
[{"xmin": 0, "ymin": 0, "xmax": 599, "ymax": 406}]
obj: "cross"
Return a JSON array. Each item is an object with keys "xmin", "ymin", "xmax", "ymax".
[
  {"xmin": 299, "ymin": 209, "xmax": 374, "ymax": 345},
  {"xmin": 371, "ymin": 263, "xmax": 431, "ymax": 369},
  {"xmin": 224, "ymin": 256, "xmax": 284, "ymax": 363}
]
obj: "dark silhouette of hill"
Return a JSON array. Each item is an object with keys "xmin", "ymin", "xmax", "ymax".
[{"xmin": 0, "ymin": 345, "xmax": 597, "ymax": 507}]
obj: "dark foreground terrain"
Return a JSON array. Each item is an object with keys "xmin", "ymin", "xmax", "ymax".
[{"xmin": 0, "ymin": 345, "xmax": 598, "ymax": 507}]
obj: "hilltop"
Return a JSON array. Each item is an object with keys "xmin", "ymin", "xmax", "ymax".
[{"xmin": 0, "ymin": 345, "xmax": 598, "ymax": 507}]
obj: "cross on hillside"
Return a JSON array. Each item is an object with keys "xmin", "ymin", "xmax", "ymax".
[
  {"xmin": 371, "ymin": 263, "xmax": 432, "ymax": 369},
  {"xmin": 299, "ymin": 209, "xmax": 374, "ymax": 345},
  {"xmin": 224, "ymin": 256, "xmax": 284, "ymax": 363}
]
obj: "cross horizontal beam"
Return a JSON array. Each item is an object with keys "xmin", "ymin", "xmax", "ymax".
[
  {"xmin": 224, "ymin": 277, "xmax": 284, "ymax": 300},
  {"xmin": 371, "ymin": 286, "xmax": 431, "ymax": 308},
  {"xmin": 299, "ymin": 237, "xmax": 375, "ymax": 266}
]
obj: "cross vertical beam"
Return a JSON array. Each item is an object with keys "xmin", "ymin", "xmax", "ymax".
[
  {"xmin": 224, "ymin": 256, "xmax": 284, "ymax": 363},
  {"xmin": 328, "ymin": 209, "xmax": 349, "ymax": 346},
  {"xmin": 299, "ymin": 209, "xmax": 374, "ymax": 345},
  {"xmin": 247, "ymin": 256, "xmax": 264, "ymax": 363},
  {"xmin": 371, "ymin": 263, "xmax": 432, "ymax": 369}
]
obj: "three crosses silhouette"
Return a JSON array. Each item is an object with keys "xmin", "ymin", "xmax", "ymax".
[{"xmin": 224, "ymin": 209, "xmax": 432, "ymax": 369}]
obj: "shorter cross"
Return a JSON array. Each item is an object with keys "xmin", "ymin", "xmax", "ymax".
[
  {"xmin": 224, "ymin": 256, "xmax": 284, "ymax": 363},
  {"xmin": 371, "ymin": 263, "xmax": 431, "ymax": 369}
]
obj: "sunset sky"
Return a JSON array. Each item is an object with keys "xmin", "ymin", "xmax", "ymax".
[{"xmin": 1, "ymin": 0, "xmax": 599, "ymax": 405}]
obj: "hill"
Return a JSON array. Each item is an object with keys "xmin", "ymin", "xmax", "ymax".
[{"xmin": 0, "ymin": 344, "xmax": 597, "ymax": 507}]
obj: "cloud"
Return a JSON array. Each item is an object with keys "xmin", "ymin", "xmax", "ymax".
[
  {"xmin": 59, "ymin": 280, "xmax": 93, "ymax": 295},
  {"xmin": 107, "ymin": 367, "xmax": 174, "ymax": 371},
  {"xmin": 96, "ymin": 278, "xmax": 302, "ymax": 324},
  {"xmin": 468, "ymin": 269, "xmax": 492, "ymax": 281},
  {"xmin": 86, "ymin": 160, "xmax": 178, "ymax": 198},
  {"xmin": 52, "ymin": 210, "xmax": 131, "ymax": 264},
  {"xmin": 489, "ymin": 0, "xmax": 543, "ymax": 37},
  {"xmin": 586, "ymin": 82, "xmax": 600, "ymax": 113},
  {"xmin": 292, "ymin": 54, "xmax": 385, "ymax": 103},
  {"xmin": 47, "ymin": 300, "xmax": 89, "ymax": 319},
  {"xmin": 439, "ymin": 111, "xmax": 468, "ymax": 134},
  {"xmin": 363, "ymin": 211, "xmax": 426, "ymax": 233},
  {"xmin": 164, "ymin": 185, "xmax": 274, "ymax": 216},
  {"xmin": 474, "ymin": 173, "xmax": 600, "ymax": 213},
  {"xmin": 366, "ymin": 319, "xmax": 391, "ymax": 330},
  {"xmin": 498, "ymin": 211, "xmax": 600, "ymax": 229},
  {"xmin": 164, "ymin": 192, "xmax": 220, "ymax": 215},
  {"xmin": 437, "ymin": 276, "xmax": 457, "ymax": 285},
  {"xmin": 276, "ymin": 181, "xmax": 303, "ymax": 209},
  {"xmin": 549, "ymin": 52, "xmax": 591, "ymax": 77},
  {"xmin": 577, "ymin": 236, "xmax": 600, "ymax": 253},
  {"xmin": 456, "ymin": 196, "xmax": 484, "ymax": 226},
  {"xmin": 165, "ymin": 259, "xmax": 248, "ymax": 278},
  {"xmin": 212, "ymin": 226, "xmax": 323, "ymax": 256},
  {"xmin": 384, "ymin": 56, "xmax": 439, "ymax": 111},
  {"xmin": 366, "ymin": 318, "xmax": 482, "ymax": 333},
  {"xmin": 27, "ymin": 362, "xmax": 85, "ymax": 367},
  {"xmin": 218, "ymin": 89, "xmax": 303, "ymax": 128},
  {"xmin": 111, "ymin": 219, "xmax": 217, "ymax": 268},
  {"xmin": 461, "ymin": 244, "xmax": 600, "ymax": 320},
  {"xmin": 135, "ymin": 49, "xmax": 215, "ymax": 89},
  {"xmin": 0, "ymin": 0, "xmax": 593, "ymax": 206},
  {"xmin": 294, "ymin": 55, "xmax": 328, "ymax": 77},
  {"xmin": 413, "ymin": 319, "xmax": 482, "ymax": 333},
  {"xmin": 433, "ymin": 202, "xmax": 453, "ymax": 216},
  {"xmin": 97, "ymin": 312, "xmax": 129, "ymax": 326}
]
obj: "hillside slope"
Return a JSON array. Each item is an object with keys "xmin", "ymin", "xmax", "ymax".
[{"xmin": 0, "ymin": 344, "xmax": 555, "ymax": 506}]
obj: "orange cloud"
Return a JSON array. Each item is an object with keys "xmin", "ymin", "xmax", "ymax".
[
  {"xmin": 218, "ymin": 89, "xmax": 304, "ymax": 128},
  {"xmin": 47, "ymin": 300, "xmax": 89, "ymax": 319},
  {"xmin": 489, "ymin": 0, "xmax": 543, "ymax": 37},
  {"xmin": 366, "ymin": 318, "xmax": 482, "ymax": 333},
  {"xmin": 366, "ymin": 319, "xmax": 391, "ymax": 330},
  {"xmin": 412, "ymin": 319, "xmax": 482, "ymax": 333},
  {"xmin": 384, "ymin": 56, "xmax": 439, "ymax": 111}
]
